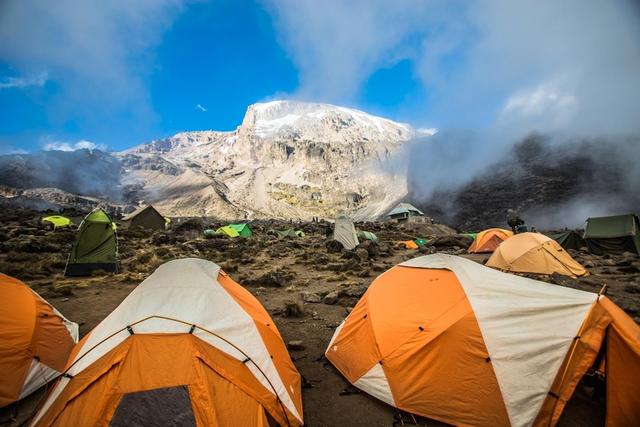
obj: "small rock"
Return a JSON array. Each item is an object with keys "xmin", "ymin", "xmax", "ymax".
[
  {"xmin": 284, "ymin": 294, "xmax": 305, "ymax": 317},
  {"xmin": 624, "ymin": 283, "xmax": 640, "ymax": 294},
  {"xmin": 323, "ymin": 290, "xmax": 340, "ymax": 305},
  {"xmin": 355, "ymin": 248, "xmax": 369, "ymax": 263},
  {"xmin": 302, "ymin": 292, "xmax": 322, "ymax": 303},
  {"xmin": 287, "ymin": 340, "xmax": 306, "ymax": 351}
]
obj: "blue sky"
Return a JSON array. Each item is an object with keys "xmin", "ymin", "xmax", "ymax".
[{"xmin": 1, "ymin": 0, "xmax": 639, "ymax": 152}]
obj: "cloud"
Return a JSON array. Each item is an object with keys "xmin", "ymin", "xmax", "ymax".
[
  {"xmin": 0, "ymin": 0, "xmax": 186, "ymax": 123},
  {"xmin": 196, "ymin": 103, "xmax": 207, "ymax": 112},
  {"xmin": 262, "ymin": 0, "xmax": 435, "ymax": 101},
  {"xmin": 264, "ymin": 0, "xmax": 640, "ymax": 134},
  {"xmin": 498, "ymin": 80, "xmax": 578, "ymax": 131},
  {"xmin": 0, "ymin": 72, "xmax": 49, "ymax": 90},
  {"xmin": 42, "ymin": 139, "xmax": 107, "ymax": 152}
]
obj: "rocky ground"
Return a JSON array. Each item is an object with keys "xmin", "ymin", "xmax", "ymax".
[{"xmin": 1, "ymin": 208, "xmax": 639, "ymax": 426}]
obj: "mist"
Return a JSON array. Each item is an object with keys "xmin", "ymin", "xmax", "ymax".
[
  {"xmin": 0, "ymin": 149, "xmax": 123, "ymax": 201},
  {"xmin": 407, "ymin": 133, "xmax": 640, "ymax": 230}
]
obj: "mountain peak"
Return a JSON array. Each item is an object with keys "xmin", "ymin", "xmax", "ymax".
[{"xmin": 242, "ymin": 100, "xmax": 415, "ymax": 141}]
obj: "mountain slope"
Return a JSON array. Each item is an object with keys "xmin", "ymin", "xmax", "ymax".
[{"xmin": 123, "ymin": 100, "xmax": 416, "ymax": 219}]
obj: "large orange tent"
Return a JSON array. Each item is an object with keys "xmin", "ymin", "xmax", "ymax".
[
  {"xmin": 487, "ymin": 232, "xmax": 588, "ymax": 278},
  {"xmin": 326, "ymin": 254, "xmax": 639, "ymax": 427},
  {"xmin": 468, "ymin": 228, "xmax": 513, "ymax": 253},
  {"xmin": 32, "ymin": 258, "xmax": 303, "ymax": 427},
  {"xmin": 0, "ymin": 274, "xmax": 78, "ymax": 408}
]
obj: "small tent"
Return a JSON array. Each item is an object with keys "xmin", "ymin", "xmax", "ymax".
[
  {"xmin": 326, "ymin": 254, "xmax": 640, "ymax": 426},
  {"xmin": 32, "ymin": 259, "xmax": 303, "ymax": 426},
  {"xmin": 332, "ymin": 214, "xmax": 359, "ymax": 250},
  {"xmin": 216, "ymin": 223, "xmax": 252, "ymax": 238},
  {"xmin": 487, "ymin": 232, "xmax": 588, "ymax": 278},
  {"xmin": 64, "ymin": 208, "xmax": 118, "ymax": 276},
  {"xmin": 122, "ymin": 205, "xmax": 166, "ymax": 231},
  {"xmin": 42, "ymin": 215, "xmax": 72, "ymax": 229},
  {"xmin": 385, "ymin": 202, "xmax": 425, "ymax": 222},
  {"xmin": 584, "ymin": 214, "xmax": 640, "ymax": 255},
  {"xmin": 272, "ymin": 228, "xmax": 305, "ymax": 239},
  {"xmin": 0, "ymin": 274, "xmax": 78, "ymax": 407},
  {"xmin": 397, "ymin": 240, "xmax": 419, "ymax": 250},
  {"xmin": 467, "ymin": 228, "xmax": 513, "ymax": 253},
  {"xmin": 356, "ymin": 230, "xmax": 378, "ymax": 243},
  {"xmin": 547, "ymin": 230, "xmax": 586, "ymax": 251}
]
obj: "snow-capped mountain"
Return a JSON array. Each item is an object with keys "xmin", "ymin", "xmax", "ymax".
[{"xmin": 121, "ymin": 101, "xmax": 420, "ymax": 219}]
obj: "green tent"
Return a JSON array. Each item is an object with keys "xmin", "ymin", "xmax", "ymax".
[
  {"xmin": 203, "ymin": 229, "xmax": 216, "ymax": 238},
  {"xmin": 356, "ymin": 231, "xmax": 379, "ymax": 243},
  {"xmin": 414, "ymin": 238, "xmax": 428, "ymax": 247},
  {"xmin": 272, "ymin": 228, "xmax": 305, "ymax": 238},
  {"xmin": 65, "ymin": 208, "xmax": 118, "ymax": 276},
  {"xmin": 122, "ymin": 205, "xmax": 166, "ymax": 231},
  {"xmin": 215, "ymin": 223, "xmax": 252, "ymax": 238},
  {"xmin": 547, "ymin": 230, "xmax": 586, "ymax": 251},
  {"xmin": 583, "ymin": 214, "xmax": 640, "ymax": 255},
  {"xmin": 460, "ymin": 233, "xmax": 477, "ymax": 240},
  {"xmin": 42, "ymin": 215, "xmax": 73, "ymax": 229}
]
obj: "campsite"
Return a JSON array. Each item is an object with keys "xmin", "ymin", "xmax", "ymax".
[
  {"xmin": 0, "ymin": 206, "xmax": 639, "ymax": 426},
  {"xmin": 2, "ymin": 2, "xmax": 640, "ymax": 425}
]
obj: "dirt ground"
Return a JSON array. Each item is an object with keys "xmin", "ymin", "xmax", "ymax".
[{"xmin": 1, "ymin": 209, "xmax": 638, "ymax": 426}]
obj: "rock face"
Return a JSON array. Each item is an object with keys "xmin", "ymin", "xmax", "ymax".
[{"xmin": 123, "ymin": 101, "xmax": 417, "ymax": 220}]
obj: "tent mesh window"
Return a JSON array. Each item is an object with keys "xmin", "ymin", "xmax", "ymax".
[{"xmin": 110, "ymin": 385, "xmax": 196, "ymax": 427}]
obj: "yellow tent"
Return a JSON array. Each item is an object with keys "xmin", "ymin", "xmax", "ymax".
[
  {"xmin": 487, "ymin": 232, "xmax": 588, "ymax": 278},
  {"xmin": 42, "ymin": 215, "xmax": 72, "ymax": 229},
  {"xmin": 397, "ymin": 240, "xmax": 419, "ymax": 250}
]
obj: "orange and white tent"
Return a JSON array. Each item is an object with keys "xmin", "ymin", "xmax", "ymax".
[
  {"xmin": 468, "ymin": 228, "xmax": 513, "ymax": 253},
  {"xmin": 487, "ymin": 232, "xmax": 588, "ymax": 278},
  {"xmin": 0, "ymin": 274, "xmax": 78, "ymax": 408},
  {"xmin": 32, "ymin": 258, "xmax": 303, "ymax": 426},
  {"xmin": 326, "ymin": 254, "xmax": 639, "ymax": 427}
]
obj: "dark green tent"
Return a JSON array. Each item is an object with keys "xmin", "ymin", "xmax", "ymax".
[
  {"xmin": 583, "ymin": 214, "xmax": 640, "ymax": 255},
  {"xmin": 547, "ymin": 230, "xmax": 586, "ymax": 251},
  {"xmin": 65, "ymin": 208, "xmax": 118, "ymax": 276},
  {"xmin": 122, "ymin": 205, "xmax": 166, "ymax": 231}
]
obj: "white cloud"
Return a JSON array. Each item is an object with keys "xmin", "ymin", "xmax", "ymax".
[
  {"xmin": 196, "ymin": 103, "xmax": 207, "ymax": 112},
  {"xmin": 262, "ymin": 0, "xmax": 435, "ymax": 101},
  {"xmin": 417, "ymin": 128, "xmax": 438, "ymax": 136},
  {"xmin": 499, "ymin": 81, "xmax": 578, "ymax": 130},
  {"xmin": 43, "ymin": 139, "xmax": 107, "ymax": 152},
  {"xmin": 0, "ymin": 1, "xmax": 186, "ymax": 121},
  {"xmin": 264, "ymin": 0, "xmax": 640, "ymax": 134},
  {"xmin": 0, "ymin": 72, "xmax": 48, "ymax": 90}
]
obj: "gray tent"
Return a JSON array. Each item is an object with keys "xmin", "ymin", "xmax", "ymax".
[{"xmin": 332, "ymin": 214, "xmax": 359, "ymax": 250}]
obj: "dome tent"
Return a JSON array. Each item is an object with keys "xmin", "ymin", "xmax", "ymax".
[
  {"xmin": 0, "ymin": 274, "xmax": 78, "ymax": 407},
  {"xmin": 32, "ymin": 258, "xmax": 303, "ymax": 426},
  {"xmin": 42, "ymin": 215, "xmax": 73, "ymax": 229},
  {"xmin": 64, "ymin": 208, "xmax": 118, "ymax": 276},
  {"xmin": 467, "ymin": 228, "xmax": 513, "ymax": 253},
  {"xmin": 487, "ymin": 232, "xmax": 588, "ymax": 278},
  {"xmin": 326, "ymin": 254, "xmax": 639, "ymax": 426}
]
